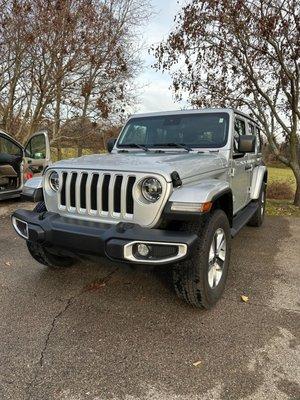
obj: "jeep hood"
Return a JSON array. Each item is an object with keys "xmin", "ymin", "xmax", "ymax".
[{"xmin": 52, "ymin": 151, "xmax": 227, "ymax": 182}]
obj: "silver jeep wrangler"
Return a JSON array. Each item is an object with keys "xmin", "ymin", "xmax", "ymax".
[{"xmin": 12, "ymin": 108, "xmax": 267, "ymax": 308}]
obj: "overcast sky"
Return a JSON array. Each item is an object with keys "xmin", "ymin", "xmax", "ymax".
[{"xmin": 134, "ymin": 0, "xmax": 185, "ymax": 113}]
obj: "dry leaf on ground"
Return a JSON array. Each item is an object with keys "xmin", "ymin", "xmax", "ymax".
[
  {"xmin": 193, "ymin": 360, "xmax": 202, "ymax": 367},
  {"xmin": 241, "ymin": 295, "xmax": 249, "ymax": 303}
]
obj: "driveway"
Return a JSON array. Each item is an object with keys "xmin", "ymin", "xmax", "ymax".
[{"xmin": 0, "ymin": 201, "xmax": 299, "ymax": 400}]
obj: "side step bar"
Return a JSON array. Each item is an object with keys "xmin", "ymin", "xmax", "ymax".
[{"xmin": 231, "ymin": 201, "xmax": 259, "ymax": 237}]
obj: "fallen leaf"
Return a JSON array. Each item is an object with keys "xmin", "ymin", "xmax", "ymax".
[
  {"xmin": 84, "ymin": 280, "xmax": 106, "ymax": 292},
  {"xmin": 193, "ymin": 360, "xmax": 202, "ymax": 367},
  {"xmin": 4, "ymin": 261, "xmax": 11, "ymax": 267},
  {"xmin": 241, "ymin": 295, "xmax": 249, "ymax": 303}
]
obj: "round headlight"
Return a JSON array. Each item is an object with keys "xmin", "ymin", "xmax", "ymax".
[
  {"xmin": 141, "ymin": 177, "xmax": 162, "ymax": 203},
  {"xmin": 49, "ymin": 171, "xmax": 60, "ymax": 191}
]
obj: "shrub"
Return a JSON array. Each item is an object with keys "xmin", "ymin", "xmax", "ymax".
[{"xmin": 267, "ymin": 181, "xmax": 294, "ymax": 200}]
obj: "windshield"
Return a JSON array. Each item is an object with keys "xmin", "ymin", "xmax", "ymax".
[{"xmin": 117, "ymin": 112, "xmax": 229, "ymax": 149}]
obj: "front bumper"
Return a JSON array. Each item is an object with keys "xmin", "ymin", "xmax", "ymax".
[{"xmin": 12, "ymin": 209, "xmax": 198, "ymax": 265}]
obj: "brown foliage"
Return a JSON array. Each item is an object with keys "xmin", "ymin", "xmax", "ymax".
[
  {"xmin": 0, "ymin": 0, "xmax": 150, "ymax": 143},
  {"xmin": 267, "ymin": 182, "xmax": 294, "ymax": 201},
  {"xmin": 153, "ymin": 0, "xmax": 300, "ymax": 205}
]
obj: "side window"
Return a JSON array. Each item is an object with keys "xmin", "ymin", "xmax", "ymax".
[
  {"xmin": 25, "ymin": 134, "xmax": 46, "ymax": 159},
  {"xmin": 248, "ymin": 124, "xmax": 255, "ymax": 135},
  {"xmin": 234, "ymin": 118, "xmax": 246, "ymax": 152},
  {"xmin": 255, "ymin": 127, "xmax": 262, "ymax": 153},
  {"xmin": 0, "ymin": 136, "xmax": 22, "ymax": 156},
  {"xmin": 248, "ymin": 123, "xmax": 258, "ymax": 151}
]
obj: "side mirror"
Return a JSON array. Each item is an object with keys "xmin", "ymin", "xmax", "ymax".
[
  {"xmin": 238, "ymin": 135, "xmax": 256, "ymax": 153},
  {"xmin": 106, "ymin": 138, "xmax": 117, "ymax": 153}
]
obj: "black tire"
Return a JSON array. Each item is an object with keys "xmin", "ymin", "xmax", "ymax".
[
  {"xmin": 172, "ymin": 210, "xmax": 231, "ymax": 309},
  {"xmin": 247, "ymin": 182, "xmax": 266, "ymax": 227},
  {"xmin": 26, "ymin": 201, "xmax": 75, "ymax": 269}
]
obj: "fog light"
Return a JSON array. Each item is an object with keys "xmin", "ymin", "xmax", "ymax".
[
  {"xmin": 12, "ymin": 217, "xmax": 29, "ymax": 239},
  {"xmin": 137, "ymin": 243, "xmax": 150, "ymax": 257}
]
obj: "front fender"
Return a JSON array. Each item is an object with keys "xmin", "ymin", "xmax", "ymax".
[
  {"xmin": 22, "ymin": 176, "xmax": 44, "ymax": 202},
  {"xmin": 250, "ymin": 166, "xmax": 267, "ymax": 200},
  {"xmin": 169, "ymin": 179, "xmax": 230, "ymax": 204}
]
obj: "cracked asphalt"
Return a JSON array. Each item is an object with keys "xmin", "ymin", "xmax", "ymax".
[{"xmin": 0, "ymin": 199, "xmax": 299, "ymax": 400}]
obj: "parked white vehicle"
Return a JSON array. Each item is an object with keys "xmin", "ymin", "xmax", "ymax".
[
  {"xmin": 0, "ymin": 131, "xmax": 50, "ymax": 201},
  {"xmin": 12, "ymin": 108, "xmax": 267, "ymax": 308}
]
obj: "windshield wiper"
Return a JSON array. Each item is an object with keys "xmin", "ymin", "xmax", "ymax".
[
  {"xmin": 120, "ymin": 143, "xmax": 149, "ymax": 152},
  {"xmin": 150, "ymin": 143, "xmax": 192, "ymax": 152}
]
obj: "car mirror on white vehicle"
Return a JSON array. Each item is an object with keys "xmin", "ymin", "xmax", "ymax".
[{"xmin": 238, "ymin": 135, "xmax": 256, "ymax": 153}]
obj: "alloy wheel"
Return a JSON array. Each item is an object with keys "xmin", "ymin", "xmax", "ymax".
[{"xmin": 208, "ymin": 228, "xmax": 226, "ymax": 289}]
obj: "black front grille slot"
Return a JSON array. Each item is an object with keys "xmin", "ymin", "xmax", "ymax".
[
  {"xmin": 60, "ymin": 172, "xmax": 67, "ymax": 206},
  {"xmin": 126, "ymin": 176, "xmax": 136, "ymax": 214},
  {"xmin": 59, "ymin": 171, "xmax": 136, "ymax": 216},
  {"xmin": 91, "ymin": 174, "xmax": 99, "ymax": 210},
  {"xmin": 80, "ymin": 173, "xmax": 88, "ymax": 209},
  {"xmin": 70, "ymin": 173, "xmax": 77, "ymax": 207},
  {"xmin": 114, "ymin": 175, "xmax": 123, "ymax": 213},
  {"xmin": 102, "ymin": 174, "xmax": 111, "ymax": 212}
]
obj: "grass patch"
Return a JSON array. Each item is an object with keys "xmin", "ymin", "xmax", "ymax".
[
  {"xmin": 266, "ymin": 199, "xmax": 300, "ymax": 217},
  {"xmin": 266, "ymin": 166, "xmax": 299, "ymax": 216},
  {"xmin": 268, "ymin": 166, "xmax": 296, "ymax": 191}
]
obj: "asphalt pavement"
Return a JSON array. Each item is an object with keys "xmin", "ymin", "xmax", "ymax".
[{"xmin": 0, "ymin": 200, "xmax": 299, "ymax": 400}]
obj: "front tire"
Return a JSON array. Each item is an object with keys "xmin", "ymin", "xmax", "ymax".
[
  {"xmin": 247, "ymin": 182, "xmax": 266, "ymax": 227},
  {"xmin": 172, "ymin": 210, "xmax": 231, "ymax": 309},
  {"xmin": 26, "ymin": 201, "xmax": 75, "ymax": 269}
]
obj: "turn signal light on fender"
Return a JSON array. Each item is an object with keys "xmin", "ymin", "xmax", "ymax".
[
  {"xmin": 201, "ymin": 202, "xmax": 213, "ymax": 212},
  {"xmin": 171, "ymin": 201, "xmax": 212, "ymax": 213}
]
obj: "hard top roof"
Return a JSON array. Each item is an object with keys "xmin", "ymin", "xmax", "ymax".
[{"xmin": 129, "ymin": 108, "xmax": 259, "ymax": 126}]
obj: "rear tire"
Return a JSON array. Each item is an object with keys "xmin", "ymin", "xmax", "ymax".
[
  {"xmin": 172, "ymin": 210, "xmax": 231, "ymax": 309},
  {"xmin": 247, "ymin": 182, "xmax": 266, "ymax": 227},
  {"xmin": 26, "ymin": 201, "xmax": 75, "ymax": 269}
]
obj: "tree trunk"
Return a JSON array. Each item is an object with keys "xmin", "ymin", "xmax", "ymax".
[
  {"xmin": 77, "ymin": 146, "xmax": 83, "ymax": 157},
  {"xmin": 290, "ymin": 163, "xmax": 300, "ymax": 207},
  {"xmin": 293, "ymin": 172, "xmax": 300, "ymax": 207}
]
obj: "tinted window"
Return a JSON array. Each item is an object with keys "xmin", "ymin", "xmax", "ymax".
[
  {"xmin": 234, "ymin": 119, "xmax": 246, "ymax": 136},
  {"xmin": 25, "ymin": 134, "xmax": 46, "ymax": 159},
  {"xmin": 0, "ymin": 136, "xmax": 22, "ymax": 156},
  {"xmin": 234, "ymin": 119, "xmax": 246, "ymax": 152},
  {"xmin": 118, "ymin": 113, "xmax": 229, "ymax": 149},
  {"xmin": 255, "ymin": 127, "xmax": 262, "ymax": 152},
  {"xmin": 248, "ymin": 124, "xmax": 255, "ymax": 135}
]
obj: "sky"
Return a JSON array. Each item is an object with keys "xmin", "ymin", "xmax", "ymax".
[{"xmin": 134, "ymin": 0, "xmax": 185, "ymax": 113}]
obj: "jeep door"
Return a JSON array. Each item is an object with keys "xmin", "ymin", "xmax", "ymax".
[
  {"xmin": 230, "ymin": 116, "xmax": 251, "ymax": 213},
  {"xmin": 0, "ymin": 132, "xmax": 24, "ymax": 199},
  {"xmin": 24, "ymin": 131, "xmax": 51, "ymax": 177},
  {"xmin": 246, "ymin": 121, "xmax": 262, "ymax": 201}
]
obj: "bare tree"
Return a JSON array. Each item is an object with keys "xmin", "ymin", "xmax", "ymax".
[
  {"xmin": 153, "ymin": 0, "xmax": 300, "ymax": 206},
  {"xmin": 0, "ymin": 0, "xmax": 150, "ymax": 145}
]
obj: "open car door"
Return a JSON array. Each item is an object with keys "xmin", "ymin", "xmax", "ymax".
[
  {"xmin": 0, "ymin": 131, "xmax": 24, "ymax": 197},
  {"xmin": 24, "ymin": 131, "xmax": 51, "ymax": 176}
]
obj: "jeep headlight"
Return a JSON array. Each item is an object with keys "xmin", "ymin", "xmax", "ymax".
[
  {"xmin": 141, "ymin": 177, "xmax": 162, "ymax": 203},
  {"xmin": 49, "ymin": 171, "xmax": 60, "ymax": 191}
]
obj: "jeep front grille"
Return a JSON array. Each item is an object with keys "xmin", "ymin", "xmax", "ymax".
[{"xmin": 59, "ymin": 171, "xmax": 136, "ymax": 217}]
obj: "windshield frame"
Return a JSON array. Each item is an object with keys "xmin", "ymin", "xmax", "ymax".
[{"xmin": 116, "ymin": 112, "xmax": 230, "ymax": 151}]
